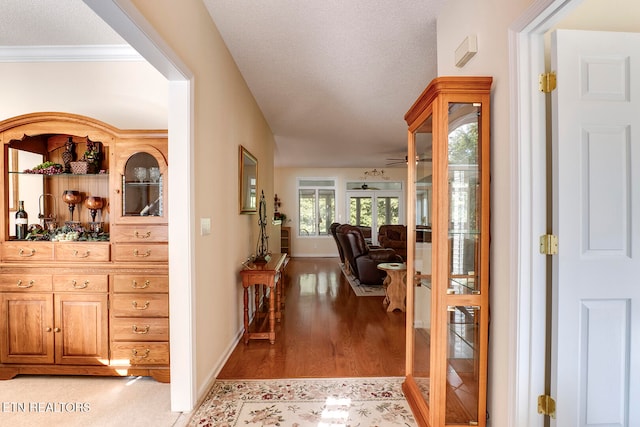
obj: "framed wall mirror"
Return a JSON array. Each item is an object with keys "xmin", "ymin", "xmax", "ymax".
[{"xmin": 239, "ymin": 145, "xmax": 258, "ymax": 214}]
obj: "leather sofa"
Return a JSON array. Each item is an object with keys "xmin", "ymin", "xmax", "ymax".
[
  {"xmin": 378, "ymin": 224, "xmax": 407, "ymax": 260},
  {"xmin": 333, "ymin": 223, "xmax": 402, "ymax": 287}
]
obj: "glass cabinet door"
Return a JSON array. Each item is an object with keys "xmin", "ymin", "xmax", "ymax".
[
  {"xmin": 113, "ymin": 144, "xmax": 167, "ymax": 224},
  {"xmin": 410, "ymin": 111, "xmax": 434, "ymax": 408},
  {"xmin": 404, "ymin": 77, "xmax": 491, "ymax": 427},
  {"xmin": 122, "ymin": 152, "xmax": 163, "ymax": 217},
  {"xmin": 444, "ymin": 102, "xmax": 485, "ymax": 425}
]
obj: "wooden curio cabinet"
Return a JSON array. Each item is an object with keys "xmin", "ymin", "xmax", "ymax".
[
  {"xmin": 0, "ymin": 112, "xmax": 169, "ymax": 382},
  {"xmin": 403, "ymin": 77, "xmax": 492, "ymax": 426}
]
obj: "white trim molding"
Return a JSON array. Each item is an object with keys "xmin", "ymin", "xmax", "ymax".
[{"xmin": 508, "ymin": 0, "xmax": 584, "ymax": 426}]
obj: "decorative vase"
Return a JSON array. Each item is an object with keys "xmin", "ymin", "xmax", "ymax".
[{"xmin": 61, "ymin": 137, "xmax": 76, "ymax": 173}]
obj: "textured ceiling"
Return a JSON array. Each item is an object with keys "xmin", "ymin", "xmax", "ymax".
[
  {"xmin": 0, "ymin": 0, "xmax": 124, "ymax": 46},
  {"xmin": 0, "ymin": 0, "xmax": 443, "ymax": 168},
  {"xmin": 204, "ymin": 0, "xmax": 444, "ymax": 168}
]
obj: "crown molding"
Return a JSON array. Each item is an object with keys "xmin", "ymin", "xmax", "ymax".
[{"xmin": 0, "ymin": 45, "xmax": 142, "ymax": 62}]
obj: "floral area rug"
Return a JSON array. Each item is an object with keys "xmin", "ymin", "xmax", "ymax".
[{"xmin": 188, "ymin": 377, "xmax": 416, "ymax": 426}]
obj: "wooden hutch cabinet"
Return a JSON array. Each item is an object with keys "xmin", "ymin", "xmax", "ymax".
[
  {"xmin": 0, "ymin": 112, "xmax": 169, "ymax": 382},
  {"xmin": 403, "ymin": 77, "xmax": 492, "ymax": 426}
]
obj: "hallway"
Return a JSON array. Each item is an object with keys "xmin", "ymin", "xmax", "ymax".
[{"xmin": 217, "ymin": 257, "xmax": 406, "ymax": 379}]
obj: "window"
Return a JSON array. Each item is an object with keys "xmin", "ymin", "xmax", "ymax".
[{"xmin": 298, "ymin": 179, "xmax": 336, "ymax": 236}]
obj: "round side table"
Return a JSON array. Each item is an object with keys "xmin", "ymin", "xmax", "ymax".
[{"xmin": 377, "ymin": 262, "xmax": 407, "ymax": 312}]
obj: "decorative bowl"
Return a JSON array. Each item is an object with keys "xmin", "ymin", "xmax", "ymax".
[
  {"xmin": 84, "ymin": 196, "xmax": 104, "ymax": 210},
  {"xmin": 62, "ymin": 190, "xmax": 82, "ymax": 205}
]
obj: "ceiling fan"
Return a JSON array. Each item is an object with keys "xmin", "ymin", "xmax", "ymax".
[
  {"xmin": 359, "ymin": 183, "xmax": 380, "ymax": 190},
  {"xmin": 385, "ymin": 155, "xmax": 432, "ymax": 166}
]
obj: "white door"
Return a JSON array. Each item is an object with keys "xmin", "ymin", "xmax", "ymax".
[{"xmin": 551, "ymin": 29, "xmax": 640, "ymax": 426}]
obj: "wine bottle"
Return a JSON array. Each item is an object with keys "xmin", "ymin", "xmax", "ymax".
[{"xmin": 15, "ymin": 200, "xmax": 28, "ymax": 240}]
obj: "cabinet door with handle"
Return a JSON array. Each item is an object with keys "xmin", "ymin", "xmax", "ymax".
[
  {"xmin": 54, "ymin": 293, "xmax": 109, "ymax": 365},
  {"xmin": 0, "ymin": 293, "xmax": 54, "ymax": 364}
]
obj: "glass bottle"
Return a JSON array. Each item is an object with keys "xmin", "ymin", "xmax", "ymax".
[{"xmin": 15, "ymin": 200, "xmax": 28, "ymax": 240}]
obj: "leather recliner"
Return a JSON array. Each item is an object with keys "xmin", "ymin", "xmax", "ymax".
[
  {"xmin": 335, "ymin": 223, "xmax": 402, "ymax": 287},
  {"xmin": 329, "ymin": 222, "xmax": 345, "ymax": 264},
  {"xmin": 378, "ymin": 224, "xmax": 407, "ymax": 260}
]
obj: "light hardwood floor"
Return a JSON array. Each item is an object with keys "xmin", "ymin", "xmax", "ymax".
[{"xmin": 218, "ymin": 256, "xmax": 407, "ymax": 379}]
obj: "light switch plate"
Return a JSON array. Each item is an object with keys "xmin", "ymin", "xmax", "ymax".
[{"xmin": 200, "ymin": 218, "xmax": 211, "ymax": 236}]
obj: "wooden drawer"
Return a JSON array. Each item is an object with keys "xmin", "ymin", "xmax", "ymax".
[
  {"xmin": 111, "ymin": 317, "xmax": 169, "ymax": 341},
  {"xmin": 111, "ymin": 225, "xmax": 168, "ymax": 243},
  {"xmin": 53, "ymin": 275, "xmax": 108, "ymax": 292},
  {"xmin": 1, "ymin": 242, "xmax": 54, "ymax": 262},
  {"xmin": 111, "ymin": 294, "xmax": 168, "ymax": 317},
  {"xmin": 112, "ymin": 275, "xmax": 168, "ymax": 293},
  {"xmin": 0, "ymin": 274, "xmax": 52, "ymax": 292},
  {"xmin": 54, "ymin": 242, "xmax": 110, "ymax": 262},
  {"xmin": 110, "ymin": 342, "xmax": 169, "ymax": 366},
  {"xmin": 113, "ymin": 243, "xmax": 168, "ymax": 262}
]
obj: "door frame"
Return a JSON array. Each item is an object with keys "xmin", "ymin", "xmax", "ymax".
[
  {"xmin": 508, "ymin": 0, "xmax": 584, "ymax": 425},
  {"xmin": 83, "ymin": 0, "xmax": 196, "ymax": 412}
]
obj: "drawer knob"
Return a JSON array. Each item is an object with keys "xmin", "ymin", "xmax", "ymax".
[
  {"xmin": 132, "ymin": 301, "xmax": 150, "ymax": 310},
  {"xmin": 131, "ymin": 280, "xmax": 150, "ymax": 289},
  {"xmin": 131, "ymin": 348, "xmax": 150, "ymax": 359},
  {"xmin": 134, "ymin": 231, "xmax": 152, "ymax": 239},
  {"xmin": 16, "ymin": 279, "xmax": 34, "ymax": 288},
  {"xmin": 73, "ymin": 250, "xmax": 90, "ymax": 258},
  {"xmin": 133, "ymin": 249, "xmax": 151, "ymax": 258},
  {"xmin": 18, "ymin": 248, "xmax": 35, "ymax": 257},
  {"xmin": 45, "ymin": 327, "xmax": 52, "ymax": 332},
  {"xmin": 132, "ymin": 325, "xmax": 150, "ymax": 334},
  {"xmin": 72, "ymin": 280, "xmax": 89, "ymax": 289},
  {"xmin": 54, "ymin": 327, "xmax": 61, "ymax": 333}
]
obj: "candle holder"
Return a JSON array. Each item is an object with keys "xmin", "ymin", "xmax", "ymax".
[
  {"xmin": 62, "ymin": 190, "xmax": 82, "ymax": 223},
  {"xmin": 85, "ymin": 196, "xmax": 104, "ymax": 232},
  {"xmin": 85, "ymin": 196, "xmax": 103, "ymax": 222}
]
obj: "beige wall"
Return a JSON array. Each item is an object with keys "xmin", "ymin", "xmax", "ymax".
[
  {"xmin": 556, "ymin": 0, "xmax": 640, "ymax": 31},
  {"xmin": 275, "ymin": 167, "xmax": 407, "ymax": 257},
  {"xmin": 436, "ymin": 0, "xmax": 535, "ymax": 425},
  {"xmin": 130, "ymin": 0, "xmax": 276, "ymax": 395},
  {"xmin": 0, "ymin": 61, "xmax": 167, "ymax": 128}
]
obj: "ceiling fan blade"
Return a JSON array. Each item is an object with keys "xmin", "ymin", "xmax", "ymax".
[{"xmin": 385, "ymin": 154, "xmax": 432, "ymax": 166}]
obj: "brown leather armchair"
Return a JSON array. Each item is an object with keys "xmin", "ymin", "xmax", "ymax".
[
  {"xmin": 378, "ymin": 225, "xmax": 407, "ymax": 260},
  {"xmin": 335, "ymin": 224, "xmax": 402, "ymax": 286},
  {"xmin": 329, "ymin": 222, "xmax": 345, "ymax": 264}
]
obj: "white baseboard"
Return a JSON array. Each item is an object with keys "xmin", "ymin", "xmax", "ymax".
[
  {"xmin": 289, "ymin": 252, "xmax": 338, "ymax": 258},
  {"xmin": 195, "ymin": 327, "xmax": 244, "ymax": 407}
]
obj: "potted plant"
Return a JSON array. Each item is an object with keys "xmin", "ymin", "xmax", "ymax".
[{"xmin": 83, "ymin": 139, "xmax": 102, "ymax": 173}]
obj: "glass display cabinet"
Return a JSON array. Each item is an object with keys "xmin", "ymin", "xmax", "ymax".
[{"xmin": 403, "ymin": 77, "xmax": 492, "ymax": 426}]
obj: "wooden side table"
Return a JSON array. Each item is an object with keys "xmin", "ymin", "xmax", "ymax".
[
  {"xmin": 377, "ymin": 262, "xmax": 407, "ymax": 312},
  {"xmin": 240, "ymin": 253, "xmax": 288, "ymax": 344}
]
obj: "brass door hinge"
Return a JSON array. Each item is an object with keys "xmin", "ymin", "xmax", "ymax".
[
  {"xmin": 537, "ymin": 394, "xmax": 556, "ymax": 418},
  {"xmin": 539, "ymin": 72, "xmax": 557, "ymax": 93},
  {"xmin": 539, "ymin": 234, "xmax": 558, "ymax": 255}
]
